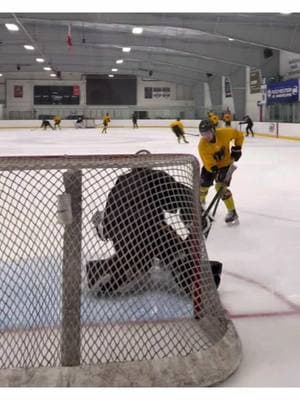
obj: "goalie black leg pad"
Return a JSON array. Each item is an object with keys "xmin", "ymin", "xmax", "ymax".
[
  {"xmin": 86, "ymin": 260, "xmax": 111, "ymax": 290},
  {"xmin": 86, "ymin": 257, "xmax": 123, "ymax": 294},
  {"xmin": 86, "ymin": 253, "xmax": 153, "ymax": 296},
  {"xmin": 210, "ymin": 260, "xmax": 223, "ymax": 275},
  {"xmin": 213, "ymin": 274, "xmax": 221, "ymax": 288},
  {"xmin": 210, "ymin": 260, "xmax": 222, "ymax": 289}
]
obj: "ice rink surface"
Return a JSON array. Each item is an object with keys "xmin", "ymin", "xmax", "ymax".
[{"xmin": 0, "ymin": 125, "xmax": 300, "ymax": 387}]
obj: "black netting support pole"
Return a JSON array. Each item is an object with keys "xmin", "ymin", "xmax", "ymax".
[{"xmin": 61, "ymin": 169, "xmax": 82, "ymax": 367}]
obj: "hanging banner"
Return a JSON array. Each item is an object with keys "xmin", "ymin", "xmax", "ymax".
[
  {"xmin": 224, "ymin": 77, "xmax": 232, "ymax": 98},
  {"xmin": 266, "ymin": 79, "xmax": 299, "ymax": 105},
  {"xmin": 280, "ymin": 51, "xmax": 300, "ymax": 79},
  {"xmin": 14, "ymin": 85, "xmax": 23, "ymax": 98},
  {"xmin": 260, "ymin": 79, "xmax": 267, "ymax": 105},
  {"xmin": 144, "ymin": 87, "xmax": 171, "ymax": 99},
  {"xmin": 250, "ymin": 68, "xmax": 261, "ymax": 93}
]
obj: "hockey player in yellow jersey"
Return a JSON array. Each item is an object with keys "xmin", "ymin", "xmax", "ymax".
[
  {"xmin": 198, "ymin": 119, "xmax": 244, "ymax": 223},
  {"xmin": 53, "ymin": 115, "xmax": 62, "ymax": 130},
  {"xmin": 222, "ymin": 112, "xmax": 232, "ymax": 127},
  {"xmin": 170, "ymin": 118, "xmax": 189, "ymax": 143},
  {"xmin": 207, "ymin": 111, "xmax": 219, "ymax": 128},
  {"xmin": 102, "ymin": 113, "xmax": 111, "ymax": 133}
]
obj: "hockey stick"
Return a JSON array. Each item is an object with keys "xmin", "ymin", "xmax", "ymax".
[
  {"xmin": 202, "ymin": 163, "xmax": 237, "ymax": 218},
  {"xmin": 185, "ymin": 131, "xmax": 200, "ymax": 137},
  {"xmin": 202, "ymin": 163, "xmax": 237, "ymax": 238},
  {"xmin": 238, "ymin": 122, "xmax": 244, "ymax": 132}
]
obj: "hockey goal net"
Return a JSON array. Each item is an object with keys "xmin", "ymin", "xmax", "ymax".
[
  {"xmin": 84, "ymin": 118, "xmax": 96, "ymax": 128},
  {"xmin": 0, "ymin": 153, "xmax": 241, "ymax": 386}
]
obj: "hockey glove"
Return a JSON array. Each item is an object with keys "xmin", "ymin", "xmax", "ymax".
[
  {"xmin": 231, "ymin": 146, "xmax": 242, "ymax": 161},
  {"xmin": 210, "ymin": 165, "xmax": 219, "ymax": 174}
]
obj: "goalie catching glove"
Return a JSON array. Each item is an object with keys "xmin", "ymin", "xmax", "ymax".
[{"xmin": 230, "ymin": 146, "xmax": 242, "ymax": 161}]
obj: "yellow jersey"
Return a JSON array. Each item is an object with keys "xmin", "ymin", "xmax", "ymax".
[
  {"xmin": 103, "ymin": 116, "xmax": 111, "ymax": 125},
  {"xmin": 170, "ymin": 120, "xmax": 184, "ymax": 130},
  {"xmin": 198, "ymin": 126, "xmax": 244, "ymax": 172},
  {"xmin": 53, "ymin": 116, "xmax": 61, "ymax": 123}
]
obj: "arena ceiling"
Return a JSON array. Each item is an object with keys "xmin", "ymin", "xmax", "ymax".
[{"xmin": 0, "ymin": 12, "xmax": 300, "ymax": 85}]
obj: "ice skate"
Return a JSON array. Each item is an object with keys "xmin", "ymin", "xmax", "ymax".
[{"xmin": 225, "ymin": 209, "xmax": 239, "ymax": 224}]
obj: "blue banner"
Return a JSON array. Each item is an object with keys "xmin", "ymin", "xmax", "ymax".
[{"xmin": 267, "ymin": 79, "xmax": 299, "ymax": 105}]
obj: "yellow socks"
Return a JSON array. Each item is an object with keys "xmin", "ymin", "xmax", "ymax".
[
  {"xmin": 223, "ymin": 196, "xmax": 235, "ymax": 211},
  {"xmin": 200, "ymin": 187, "xmax": 209, "ymax": 205},
  {"xmin": 214, "ymin": 182, "xmax": 235, "ymax": 211}
]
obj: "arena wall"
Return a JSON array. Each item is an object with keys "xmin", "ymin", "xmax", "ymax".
[{"xmin": 0, "ymin": 120, "xmax": 299, "ymax": 140}]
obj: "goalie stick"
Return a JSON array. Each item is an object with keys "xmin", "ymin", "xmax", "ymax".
[{"xmin": 201, "ymin": 163, "xmax": 237, "ymax": 238}]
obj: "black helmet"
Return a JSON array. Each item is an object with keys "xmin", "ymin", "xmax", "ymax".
[{"xmin": 199, "ymin": 119, "xmax": 214, "ymax": 134}]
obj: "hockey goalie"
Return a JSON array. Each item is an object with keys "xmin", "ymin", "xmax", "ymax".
[{"xmin": 86, "ymin": 166, "xmax": 222, "ymax": 296}]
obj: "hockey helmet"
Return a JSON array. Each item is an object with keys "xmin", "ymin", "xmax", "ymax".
[
  {"xmin": 199, "ymin": 119, "xmax": 215, "ymax": 140},
  {"xmin": 199, "ymin": 119, "xmax": 214, "ymax": 133}
]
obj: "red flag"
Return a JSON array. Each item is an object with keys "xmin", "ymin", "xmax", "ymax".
[
  {"xmin": 73, "ymin": 85, "xmax": 80, "ymax": 96},
  {"xmin": 67, "ymin": 24, "xmax": 72, "ymax": 48}
]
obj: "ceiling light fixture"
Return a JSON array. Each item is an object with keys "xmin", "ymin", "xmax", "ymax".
[
  {"xmin": 122, "ymin": 47, "xmax": 131, "ymax": 53},
  {"xmin": 228, "ymin": 38, "xmax": 234, "ymax": 41},
  {"xmin": 43, "ymin": 67, "xmax": 51, "ymax": 71},
  {"xmin": 36, "ymin": 58, "xmax": 45, "ymax": 63},
  {"xmin": 116, "ymin": 59, "xmax": 124, "ymax": 64},
  {"xmin": 24, "ymin": 45, "xmax": 35, "ymax": 50},
  {"xmin": 132, "ymin": 27, "xmax": 143, "ymax": 34},
  {"xmin": 50, "ymin": 73, "xmax": 56, "ymax": 77},
  {"xmin": 112, "ymin": 68, "xmax": 118, "ymax": 72},
  {"xmin": 108, "ymin": 74, "xmax": 114, "ymax": 78},
  {"xmin": 5, "ymin": 23, "xmax": 19, "ymax": 31},
  {"xmin": 0, "ymin": 73, "xmax": 3, "ymax": 77}
]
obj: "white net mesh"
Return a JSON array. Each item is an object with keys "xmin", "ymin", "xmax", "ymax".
[
  {"xmin": 84, "ymin": 119, "xmax": 96, "ymax": 128},
  {"xmin": 0, "ymin": 153, "xmax": 242, "ymax": 386}
]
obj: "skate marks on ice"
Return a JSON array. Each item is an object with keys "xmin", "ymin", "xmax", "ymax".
[{"xmin": 222, "ymin": 270, "xmax": 300, "ymax": 319}]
